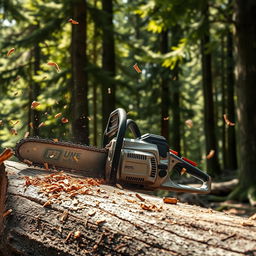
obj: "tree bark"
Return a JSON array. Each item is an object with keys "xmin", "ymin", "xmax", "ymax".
[
  {"xmin": 160, "ymin": 30, "xmax": 170, "ymax": 143},
  {"xmin": 92, "ymin": 0, "xmax": 99, "ymax": 146},
  {"xmin": 170, "ymin": 26, "xmax": 181, "ymax": 154},
  {"xmin": 71, "ymin": 0, "xmax": 89, "ymax": 144},
  {"xmin": 232, "ymin": 0, "xmax": 256, "ymax": 203},
  {"xmin": 200, "ymin": 1, "xmax": 221, "ymax": 176},
  {"xmin": 31, "ymin": 23, "xmax": 41, "ymax": 136},
  {"xmin": 101, "ymin": 0, "xmax": 116, "ymax": 130},
  {"xmin": 220, "ymin": 36, "xmax": 228, "ymax": 170},
  {"xmin": 226, "ymin": 21, "xmax": 237, "ymax": 171},
  {"xmin": 1, "ymin": 161, "xmax": 256, "ymax": 256}
]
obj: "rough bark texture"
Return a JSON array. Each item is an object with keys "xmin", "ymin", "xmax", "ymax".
[
  {"xmin": 31, "ymin": 24, "xmax": 41, "ymax": 137},
  {"xmin": 0, "ymin": 161, "xmax": 256, "ymax": 256},
  {"xmin": 200, "ymin": 1, "xmax": 221, "ymax": 176},
  {"xmin": 226, "ymin": 24, "xmax": 237, "ymax": 171},
  {"xmin": 220, "ymin": 36, "xmax": 227, "ymax": 170},
  {"xmin": 170, "ymin": 26, "xmax": 181, "ymax": 154},
  {"xmin": 101, "ymin": 0, "xmax": 116, "ymax": 130},
  {"xmin": 234, "ymin": 0, "xmax": 256, "ymax": 201},
  {"xmin": 71, "ymin": 0, "xmax": 89, "ymax": 144},
  {"xmin": 160, "ymin": 30, "xmax": 170, "ymax": 143}
]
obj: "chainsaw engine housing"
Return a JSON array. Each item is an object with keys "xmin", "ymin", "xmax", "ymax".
[{"xmin": 105, "ymin": 138, "xmax": 169, "ymax": 188}]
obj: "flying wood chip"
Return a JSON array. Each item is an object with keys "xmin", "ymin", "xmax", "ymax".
[
  {"xmin": 10, "ymin": 128, "xmax": 18, "ymax": 135},
  {"xmin": 31, "ymin": 101, "xmax": 40, "ymax": 109},
  {"xmin": 68, "ymin": 18, "xmax": 79, "ymax": 25},
  {"xmin": 223, "ymin": 114, "xmax": 235, "ymax": 126},
  {"xmin": 0, "ymin": 148, "xmax": 14, "ymax": 165},
  {"xmin": 74, "ymin": 231, "xmax": 81, "ymax": 238},
  {"xmin": 163, "ymin": 197, "xmax": 178, "ymax": 204},
  {"xmin": 133, "ymin": 63, "xmax": 142, "ymax": 73},
  {"xmin": 61, "ymin": 117, "xmax": 69, "ymax": 124},
  {"xmin": 206, "ymin": 149, "xmax": 215, "ymax": 159},
  {"xmin": 180, "ymin": 168, "xmax": 187, "ymax": 175},
  {"xmin": 7, "ymin": 48, "xmax": 15, "ymax": 56},
  {"xmin": 185, "ymin": 119, "xmax": 193, "ymax": 128},
  {"xmin": 47, "ymin": 62, "xmax": 61, "ymax": 72},
  {"xmin": 135, "ymin": 193, "xmax": 145, "ymax": 202},
  {"xmin": 24, "ymin": 131, "xmax": 29, "ymax": 138},
  {"xmin": 38, "ymin": 122, "xmax": 46, "ymax": 128},
  {"xmin": 54, "ymin": 113, "xmax": 62, "ymax": 118},
  {"xmin": 2, "ymin": 209, "xmax": 13, "ymax": 217}
]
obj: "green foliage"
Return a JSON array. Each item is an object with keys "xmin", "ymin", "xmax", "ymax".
[{"xmin": 0, "ymin": 0, "xmax": 248, "ymax": 197}]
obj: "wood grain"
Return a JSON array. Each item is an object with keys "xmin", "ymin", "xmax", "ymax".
[{"xmin": 0, "ymin": 161, "xmax": 255, "ymax": 256}]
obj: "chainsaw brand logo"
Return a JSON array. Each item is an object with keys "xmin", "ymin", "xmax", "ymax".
[
  {"xmin": 44, "ymin": 148, "xmax": 63, "ymax": 161},
  {"xmin": 63, "ymin": 151, "xmax": 81, "ymax": 161},
  {"xmin": 44, "ymin": 148, "xmax": 81, "ymax": 162}
]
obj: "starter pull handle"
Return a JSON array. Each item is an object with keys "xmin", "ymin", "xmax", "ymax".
[{"xmin": 159, "ymin": 153, "xmax": 211, "ymax": 194}]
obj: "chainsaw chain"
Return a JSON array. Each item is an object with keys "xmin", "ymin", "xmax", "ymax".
[{"xmin": 15, "ymin": 137, "xmax": 108, "ymax": 172}]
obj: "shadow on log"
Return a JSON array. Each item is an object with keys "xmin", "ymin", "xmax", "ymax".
[{"xmin": 0, "ymin": 161, "xmax": 256, "ymax": 256}]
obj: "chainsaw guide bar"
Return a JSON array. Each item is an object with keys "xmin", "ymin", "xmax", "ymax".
[{"xmin": 15, "ymin": 137, "xmax": 107, "ymax": 178}]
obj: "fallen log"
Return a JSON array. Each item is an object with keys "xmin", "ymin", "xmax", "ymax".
[{"xmin": 0, "ymin": 161, "xmax": 255, "ymax": 256}]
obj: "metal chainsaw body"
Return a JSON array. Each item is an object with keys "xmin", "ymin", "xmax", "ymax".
[{"xmin": 15, "ymin": 108, "xmax": 212, "ymax": 194}]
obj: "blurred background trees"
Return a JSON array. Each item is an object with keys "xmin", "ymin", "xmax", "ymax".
[{"xmin": 0, "ymin": 0, "xmax": 255, "ymax": 203}]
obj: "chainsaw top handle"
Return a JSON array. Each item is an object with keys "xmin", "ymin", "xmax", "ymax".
[
  {"xmin": 126, "ymin": 119, "xmax": 141, "ymax": 138},
  {"xmin": 103, "ymin": 108, "xmax": 127, "ymax": 184}
]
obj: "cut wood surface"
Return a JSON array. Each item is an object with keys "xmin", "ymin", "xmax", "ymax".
[{"xmin": 0, "ymin": 161, "xmax": 256, "ymax": 256}]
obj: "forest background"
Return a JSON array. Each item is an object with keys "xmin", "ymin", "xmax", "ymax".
[{"xmin": 0, "ymin": 0, "xmax": 255, "ymax": 205}]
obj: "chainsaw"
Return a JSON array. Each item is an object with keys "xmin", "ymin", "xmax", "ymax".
[{"xmin": 15, "ymin": 108, "xmax": 211, "ymax": 194}]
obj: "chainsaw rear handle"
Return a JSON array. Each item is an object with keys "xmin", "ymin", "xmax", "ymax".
[{"xmin": 159, "ymin": 153, "xmax": 211, "ymax": 194}]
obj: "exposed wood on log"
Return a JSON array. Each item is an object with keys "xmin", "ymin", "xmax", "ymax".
[{"xmin": 0, "ymin": 161, "xmax": 256, "ymax": 256}]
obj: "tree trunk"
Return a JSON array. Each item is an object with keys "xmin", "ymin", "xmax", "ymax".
[
  {"xmin": 232, "ymin": 0, "xmax": 256, "ymax": 204},
  {"xmin": 226, "ymin": 25, "xmax": 237, "ymax": 171},
  {"xmin": 92, "ymin": 0, "xmax": 99, "ymax": 146},
  {"xmin": 71, "ymin": 0, "xmax": 89, "ymax": 144},
  {"xmin": 101, "ymin": 0, "xmax": 116, "ymax": 130},
  {"xmin": 31, "ymin": 26, "xmax": 41, "ymax": 136},
  {"xmin": 170, "ymin": 26, "xmax": 181, "ymax": 154},
  {"xmin": 1, "ymin": 161, "xmax": 256, "ymax": 255},
  {"xmin": 200, "ymin": 1, "xmax": 221, "ymax": 176},
  {"xmin": 220, "ymin": 36, "xmax": 228, "ymax": 170},
  {"xmin": 160, "ymin": 30, "xmax": 170, "ymax": 143},
  {"xmin": 171, "ymin": 68, "xmax": 181, "ymax": 153}
]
